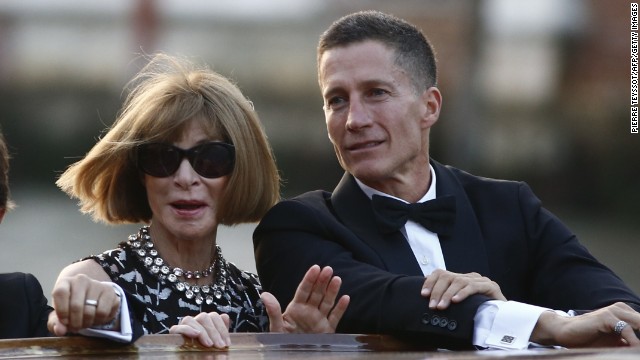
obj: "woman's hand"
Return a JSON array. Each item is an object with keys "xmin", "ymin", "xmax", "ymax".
[
  {"xmin": 261, "ymin": 265, "xmax": 350, "ymax": 333},
  {"xmin": 169, "ymin": 312, "xmax": 231, "ymax": 348},
  {"xmin": 48, "ymin": 274, "xmax": 121, "ymax": 335},
  {"xmin": 420, "ymin": 269, "xmax": 506, "ymax": 310}
]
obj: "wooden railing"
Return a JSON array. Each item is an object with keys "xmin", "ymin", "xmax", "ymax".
[{"xmin": 0, "ymin": 333, "xmax": 639, "ymax": 359}]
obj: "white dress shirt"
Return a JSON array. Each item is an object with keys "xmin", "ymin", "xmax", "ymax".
[{"xmin": 356, "ymin": 165, "xmax": 557, "ymax": 350}]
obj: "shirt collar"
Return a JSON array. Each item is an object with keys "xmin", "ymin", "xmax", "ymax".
[{"xmin": 355, "ymin": 164, "xmax": 436, "ymax": 204}]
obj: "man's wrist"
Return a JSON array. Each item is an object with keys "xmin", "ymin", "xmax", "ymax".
[{"xmin": 530, "ymin": 310, "xmax": 563, "ymax": 345}]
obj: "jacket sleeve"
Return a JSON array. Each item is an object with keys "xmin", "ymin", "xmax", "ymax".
[
  {"xmin": 24, "ymin": 273, "xmax": 54, "ymax": 338},
  {"xmin": 515, "ymin": 183, "xmax": 640, "ymax": 313},
  {"xmin": 254, "ymin": 195, "xmax": 489, "ymax": 350}
]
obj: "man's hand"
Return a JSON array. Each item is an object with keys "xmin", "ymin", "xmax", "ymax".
[
  {"xmin": 48, "ymin": 274, "xmax": 121, "ymax": 336},
  {"xmin": 532, "ymin": 302, "xmax": 640, "ymax": 348},
  {"xmin": 262, "ymin": 265, "xmax": 350, "ymax": 333},
  {"xmin": 420, "ymin": 269, "xmax": 506, "ymax": 310}
]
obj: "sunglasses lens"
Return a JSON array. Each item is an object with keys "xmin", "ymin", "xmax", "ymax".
[
  {"xmin": 137, "ymin": 142, "xmax": 234, "ymax": 178},
  {"xmin": 191, "ymin": 143, "xmax": 235, "ymax": 178},
  {"xmin": 137, "ymin": 144, "xmax": 181, "ymax": 177}
]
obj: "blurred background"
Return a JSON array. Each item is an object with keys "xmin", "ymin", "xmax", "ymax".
[{"xmin": 0, "ymin": 0, "xmax": 638, "ymax": 300}]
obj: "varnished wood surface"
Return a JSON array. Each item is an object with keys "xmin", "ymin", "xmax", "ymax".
[{"xmin": 1, "ymin": 333, "xmax": 640, "ymax": 359}]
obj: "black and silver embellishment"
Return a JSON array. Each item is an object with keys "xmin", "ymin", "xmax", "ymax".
[{"xmin": 130, "ymin": 226, "xmax": 228, "ymax": 305}]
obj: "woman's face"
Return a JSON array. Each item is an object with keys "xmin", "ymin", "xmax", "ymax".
[{"xmin": 144, "ymin": 120, "xmax": 228, "ymax": 242}]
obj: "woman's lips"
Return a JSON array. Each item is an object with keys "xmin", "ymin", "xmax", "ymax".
[{"xmin": 171, "ymin": 200, "xmax": 206, "ymax": 212}]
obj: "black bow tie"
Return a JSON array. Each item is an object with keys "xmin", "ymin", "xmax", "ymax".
[{"xmin": 371, "ymin": 194, "xmax": 456, "ymax": 236}]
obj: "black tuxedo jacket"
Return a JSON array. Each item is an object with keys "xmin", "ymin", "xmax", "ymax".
[
  {"xmin": 254, "ymin": 160, "xmax": 640, "ymax": 349},
  {"xmin": 0, "ymin": 272, "xmax": 53, "ymax": 339}
]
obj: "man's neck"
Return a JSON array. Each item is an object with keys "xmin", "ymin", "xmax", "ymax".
[{"xmin": 355, "ymin": 163, "xmax": 435, "ymax": 203}]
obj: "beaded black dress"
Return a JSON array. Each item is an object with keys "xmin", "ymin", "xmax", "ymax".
[{"xmin": 88, "ymin": 226, "xmax": 268, "ymax": 335}]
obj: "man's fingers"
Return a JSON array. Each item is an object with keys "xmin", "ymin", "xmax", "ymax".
[
  {"xmin": 422, "ymin": 271, "xmax": 506, "ymax": 310},
  {"xmin": 435, "ymin": 282, "xmax": 467, "ymax": 310},
  {"xmin": 318, "ymin": 276, "xmax": 342, "ymax": 315},
  {"xmin": 421, "ymin": 276, "xmax": 438, "ymax": 297},
  {"xmin": 620, "ymin": 324, "xmax": 640, "ymax": 346},
  {"xmin": 291, "ymin": 265, "xmax": 321, "ymax": 304},
  {"xmin": 262, "ymin": 292, "xmax": 285, "ymax": 332},
  {"xmin": 328, "ymin": 295, "xmax": 350, "ymax": 330},
  {"xmin": 306, "ymin": 266, "xmax": 334, "ymax": 307},
  {"xmin": 428, "ymin": 275, "xmax": 454, "ymax": 309},
  {"xmin": 421, "ymin": 269, "xmax": 445, "ymax": 297}
]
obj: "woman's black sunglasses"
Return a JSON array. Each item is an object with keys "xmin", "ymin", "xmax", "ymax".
[{"xmin": 136, "ymin": 142, "xmax": 235, "ymax": 179}]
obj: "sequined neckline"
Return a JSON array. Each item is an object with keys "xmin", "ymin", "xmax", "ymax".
[{"xmin": 128, "ymin": 226, "xmax": 228, "ymax": 305}]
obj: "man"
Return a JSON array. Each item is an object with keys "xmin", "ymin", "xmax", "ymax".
[
  {"xmin": 254, "ymin": 10, "xmax": 640, "ymax": 350},
  {"xmin": 0, "ymin": 129, "xmax": 53, "ymax": 338}
]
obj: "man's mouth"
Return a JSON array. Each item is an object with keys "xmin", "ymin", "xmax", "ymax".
[{"xmin": 348, "ymin": 141, "xmax": 382, "ymax": 151}]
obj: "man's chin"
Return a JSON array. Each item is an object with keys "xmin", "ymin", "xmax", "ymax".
[{"xmin": 349, "ymin": 166, "xmax": 386, "ymax": 183}]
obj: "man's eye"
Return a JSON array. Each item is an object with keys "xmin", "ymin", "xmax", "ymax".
[
  {"xmin": 370, "ymin": 89, "xmax": 388, "ymax": 96},
  {"xmin": 326, "ymin": 97, "xmax": 346, "ymax": 109}
]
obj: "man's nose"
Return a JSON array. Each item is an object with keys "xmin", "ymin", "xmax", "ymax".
[{"xmin": 346, "ymin": 98, "xmax": 372, "ymax": 130}]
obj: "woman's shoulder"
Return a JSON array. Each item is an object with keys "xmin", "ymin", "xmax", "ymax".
[
  {"xmin": 225, "ymin": 261, "xmax": 260, "ymax": 284},
  {"xmin": 84, "ymin": 243, "xmax": 130, "ymax": 263},
  {"xmin": 83, "ymin": 242, "xmax": 135, "ymax": 281},
  {"xmin": 224, "ymin": 261, "xmax": 263, "ymax": 296}
]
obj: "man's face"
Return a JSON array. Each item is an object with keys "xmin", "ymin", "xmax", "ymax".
[{"xmin": 319, "ymin": 40, "xmax": 440, "ymax": 192}]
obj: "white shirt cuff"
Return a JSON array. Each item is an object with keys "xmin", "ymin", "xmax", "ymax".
[
  {"xmin": 79, "ymin": 282, "xmax": 133, "ymax": 343},
  {"xmin": 473, "ymin": 300, "xmax": 552, "ymax": 350}
]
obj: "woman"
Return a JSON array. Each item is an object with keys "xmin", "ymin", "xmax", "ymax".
[{"xmin": 46, "ymin": 54, "xmax": 349, "ymax": 348}]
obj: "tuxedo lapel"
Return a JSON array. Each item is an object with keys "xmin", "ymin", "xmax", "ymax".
[
  {"xmin": 329, "ymin": 164, "xmax": 491, "ymax": 277},
  {"xmin": 331, "ymin": 173, "xmax": 423, "ymax": 276},
  {"xmin": 432, "ymin": 161, "xmax": 490, "ymax": 275}
]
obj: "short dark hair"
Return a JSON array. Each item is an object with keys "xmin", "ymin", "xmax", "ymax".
[{"xmin": 318, "ymin": 10, "xmax": 438, "ymax": 91}]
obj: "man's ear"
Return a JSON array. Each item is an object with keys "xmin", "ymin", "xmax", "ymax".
[{"xmin": 420, "ymin": 86, "xmax": 442, "ymax": 129}]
